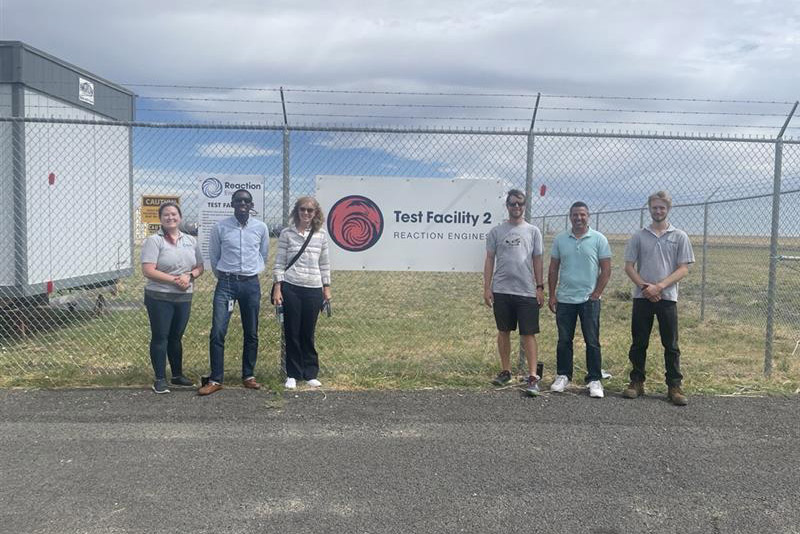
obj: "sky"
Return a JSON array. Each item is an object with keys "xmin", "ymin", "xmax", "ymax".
[
  {"xmin": 4, "ymin": 1, "xmax": 800, "ymax": 120},
  {"xmin": 4, "ymin": 0, "xmax": 800, "ymax": 232}
]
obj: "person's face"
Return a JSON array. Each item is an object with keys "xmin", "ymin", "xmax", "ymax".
[
  {"xmin": 159, "ymin": 206, "xmax": 181, "ymax": 228},
  {"xmin": 570, "ymin": 206, "xmax": 589, "ymax": 232},
  {"xmin": 649, "ymin": 199, "xmax": 670, "ymax": 223},
  {"xmin": 506, "ymin": 196, "xmax": 525, "ymax": 219},
  {"xmin": 298, "ymin": 202, "xmax": 316, "ymax": 224},
  {"xmin": 232, "ymin": 193, "xmax": 253, "ymax": 215}
]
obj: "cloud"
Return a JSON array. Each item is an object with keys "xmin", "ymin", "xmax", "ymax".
[{"xmin": 196, "ymin": 143, "xmax": 280, "ymax": 158}]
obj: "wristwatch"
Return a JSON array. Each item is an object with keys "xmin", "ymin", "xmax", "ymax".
[{"xmin": 536, "ymin": 284, "xmax": 545, "ymax": 290}]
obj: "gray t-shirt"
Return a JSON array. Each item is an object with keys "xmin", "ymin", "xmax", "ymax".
[
  {"xmin": 624, "ymin": 225, "xmax": 695, "ymax": 302},
  {"xmin": 486, "ymin": 221, "xmax": 543, "ymax": 297},
  {"xmin": 141, "ymin": 231, "xmax": 203, "ymax": 295}
]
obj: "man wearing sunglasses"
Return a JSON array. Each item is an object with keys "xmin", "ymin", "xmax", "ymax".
[
  {"xmin": 484, "ymin": 189, "xmax": 544, "ymax": 396},
  {"xmin": 199, "ymin": 188, "xmax": 270, "ymax": 396}
]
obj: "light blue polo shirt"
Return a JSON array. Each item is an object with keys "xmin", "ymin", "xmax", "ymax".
[{"xmin": 551, "ymin": 228, "xmax": 612, "ymax": 304}]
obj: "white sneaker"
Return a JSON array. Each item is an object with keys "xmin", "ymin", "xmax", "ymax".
[
  {"xmin": 550, "ymin": 375, "xmax": 570, "ymax": 392},
  {"xmin": 306, "ymin": 379, "xmax": 322, "ymax": 388},
  {"xmin": 588, "ymin": 380, "xmax": 604, "ymax": 398},
  {"xmin": 284, "ymin": 377, "xmax": 297, "ymax": 390}
]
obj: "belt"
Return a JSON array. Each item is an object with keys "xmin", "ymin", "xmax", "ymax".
[{"xmin": 218, "ymin": 272, "xmax": 259, "ymax": 281}]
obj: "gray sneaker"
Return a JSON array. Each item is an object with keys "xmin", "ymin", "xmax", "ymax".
[
  {"xmin": 152, "ymin": 379, "xmax": 170, "ymax": 394},
  {"xmin": 525, "ymin": 376, "xmax": 540, "ymax": 397},
  {"xmin": 492, "ymin": 370, "xmax": 513, "ymax": 386}
]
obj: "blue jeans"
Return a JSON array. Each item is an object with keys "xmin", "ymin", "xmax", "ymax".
[
  {"xmin": 144, "ymin": 294, "xmax": 192, "ymax": 380},
  {"xmin": 555, "ymin": 299, "xmax": 602, "ymax": 383},
  {"xmin": 209, "ymin": 276, "xmax": 261, "ymax": 383}
]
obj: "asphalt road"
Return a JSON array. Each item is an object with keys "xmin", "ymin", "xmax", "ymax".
[{"xmin": 0, "ymin": 386, "xmax": 798, "ymax": 534}]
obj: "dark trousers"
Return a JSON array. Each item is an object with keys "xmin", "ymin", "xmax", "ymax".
[
  {"xmin": 209, "ymin": 276, "xmax": 261, "ymax": 383},
  {"xmin": 282, "ymin": 282, "xmax": 324, "ymax": 380},
  {"xmin": 628, "ymin": 298, "xmax": 683, "ymax": 386},
  {"xmin": 144, "ymin": 295, "xmax": 192, "ymax": 380},
  {"xmin": 555, "ymin": 299, "xmax": 603, "ymax": 383}
]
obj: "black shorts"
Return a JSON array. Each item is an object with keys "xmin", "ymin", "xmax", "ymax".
[{"xmin": 493, "ymin": 292, "xmax": 540, "ymax": 335}]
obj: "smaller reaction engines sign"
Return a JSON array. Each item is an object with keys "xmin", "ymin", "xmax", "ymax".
[{"xmin": 317, "ymin": 176, "xmax": 504, "ymax": 272}]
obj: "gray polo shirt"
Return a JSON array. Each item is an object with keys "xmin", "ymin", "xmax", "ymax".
[
  {"xmin": 141, "ymin": 231, "xmax": 203, "ymax": 297},
  {"xmin": 486, "ymin": 221, "xmax": 543, "ymax": 297},
  {"xmin": 624, "ymin": 224, "xmax": 695, "ymax": 302}
]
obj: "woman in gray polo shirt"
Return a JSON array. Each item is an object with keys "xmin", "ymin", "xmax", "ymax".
[{"xmin": 141, "ymin": 202, "xmax": 204, "ymax": 394}]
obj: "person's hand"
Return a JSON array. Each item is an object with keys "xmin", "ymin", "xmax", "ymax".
[
  {"xmin": 548, "ymin": 294, "xmax": 558, "ymax": 314},
  {"xmin": 641, "ymin": 282, "xmax": 662, "ymax": 300},
  {"xmin": 589, "ymin": 291, "xmax": 601, "ymax": 301},
  {"xmin": 175, "ymin": 274, "xmax": 191, "ymax": 290},
  {"xmin": 323, "ymin": 286, "xmax": 332, "ymax": 301},
  {"xmin": 272, "ymin": 286, "xmax": 283, "ymax": 306},
  {"xmin": 536, "ymin": 287, "xmax": 544, "ymax": 308},
  {"xmin": 483, "ymin": 289, "xmax": 493, "ymax": 308}
]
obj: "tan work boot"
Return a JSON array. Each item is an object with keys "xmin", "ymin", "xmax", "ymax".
[
  {"xmin": 667, "ymin": 385, "xmax": 688, "ymax": 406},
  {"xmin": 622, "ymin": 381, "xmax": 644, "ymax": 399}
]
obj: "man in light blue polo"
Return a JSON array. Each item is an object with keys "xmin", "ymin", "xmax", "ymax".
[
  {"xmin": 547, "ymin": 201, "xmax": 612, "ymax": 398},
  {"xmin": 198, "ymin": 188, "xmax": 269, "ymax": 396}
]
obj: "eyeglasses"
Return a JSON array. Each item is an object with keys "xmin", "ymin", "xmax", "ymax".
[
  {"xmin": 507, "ymin": 202, "xmax": 525, "ymax": 208},
  {"xmin": 299, "ymin": 207, "xmax": 315, "ymax": 213},
  {"xmin": 232, "ymin": 197, "xmax": 252, "ymax": 204}
]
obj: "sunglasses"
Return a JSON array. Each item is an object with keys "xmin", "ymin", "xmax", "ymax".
[
  {"xmin": 299, "ymin": 207, "xmax": 316, "ymax": 213},
  {"xmin": 507, "ymin": 202, "xmax": 525, "ymax": 207},
  {"xmin": 232, "ymin": 197, "xmax": 252, "ymax": 204}
]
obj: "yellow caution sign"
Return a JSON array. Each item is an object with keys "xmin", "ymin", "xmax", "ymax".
[{"xmin": 141, "ymin": 195, "xmax": 180, "ymax": 224}]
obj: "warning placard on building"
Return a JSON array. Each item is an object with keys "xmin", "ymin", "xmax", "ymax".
[{"xmin": 141, "ymin": 195, "xmax": 181, "ymax": 224}]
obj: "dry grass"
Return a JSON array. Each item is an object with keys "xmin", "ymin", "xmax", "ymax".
[{"xmin": 1, "ymin": 238, "xmax": 799, "ymax": 395}]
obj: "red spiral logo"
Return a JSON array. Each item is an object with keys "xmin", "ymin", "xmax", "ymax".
[{"xmin": 327, "ymin": 195, "xmax": 384, "ymax": 252}]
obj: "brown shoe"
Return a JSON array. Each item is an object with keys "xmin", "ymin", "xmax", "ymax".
[
  {"xmin": 197, "ymin": 382, "xmax": 223, "ymax": 396},
  {"xmin": 668, "ymin": 385, "xmax": 688, "ymax": 406},
  {"xmin": 622, "ymin": 381, "xmax": 645, "ymax": 399},
  {"xmin": 242, "ymin": 377, "xmax": 262, "ymax": 390}
]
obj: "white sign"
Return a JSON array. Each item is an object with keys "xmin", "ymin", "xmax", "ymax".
[
  {"xmin": 78, "ymin": 77, "xmax": 95, "ymax": 105},
  {"xmin": 316, "ymin": 176, "xmax": 505, "ymax": 272},
  {"xmin": 198, "ymin": 175, "xmax": 265, "ymax": 268}
]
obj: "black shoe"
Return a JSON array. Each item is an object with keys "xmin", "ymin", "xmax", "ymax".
[
  {"xmin": 170, "ymin": 375, "xmax": 194, "ymax": 387},
  {"xmin": 492, "ymin": 370, "xmax": 512, "ymax": 386}
]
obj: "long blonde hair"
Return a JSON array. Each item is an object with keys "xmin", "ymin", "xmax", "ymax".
[{"xmin": 290, "ymin": 196, "xmax": 325, "ymax": 233}]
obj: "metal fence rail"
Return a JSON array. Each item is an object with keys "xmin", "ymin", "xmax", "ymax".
[{"xmin": 1, "ymin": 115, "xmax": 799, "ymax": 385}]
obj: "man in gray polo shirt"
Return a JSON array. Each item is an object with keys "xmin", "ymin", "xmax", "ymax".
[
  {"xmin": 623, "ymin": 190, "xmax": 695, "ymax": 406},
  {"xmin": 484, "ymin": 189, "xmax": 544, "ymax": 396}
]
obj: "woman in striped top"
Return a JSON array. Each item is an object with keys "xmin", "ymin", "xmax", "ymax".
[{"xmin": 272, "ymin": 196, "xmax": 332, "ymax": 390}]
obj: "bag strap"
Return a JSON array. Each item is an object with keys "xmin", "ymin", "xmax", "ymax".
[{"xmin": 285, "ymin": 228, "xmax": 314, "ymax": 271}]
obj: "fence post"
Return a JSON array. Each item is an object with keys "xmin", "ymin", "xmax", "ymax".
[
  {"xmin": 764, "ymin": 101, "xmax": 798, "ymax": 377},
  {"xmin": 700, "ymin": 187, "xmax": 720, "ymax": 322},
  {"xmin": 524, "ymin": 93, "xmax": 540, "ymax": 225},
  {"xmin": 594, "ymin": 204, "xmax": 607, "ymax": 233},
  {"xmin": 280, "ymin": 87, "xmax": 290, "ymax": 227},
  {"xmin": 639, "ymin": 207, "xmax": 645, "ymax": 229},
  {"xmin": 519, "ymin": 93, "xmax": 541, "ymax": 377}
]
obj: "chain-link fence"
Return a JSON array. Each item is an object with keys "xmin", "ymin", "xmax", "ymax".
[{"xmin": 1, "ymin": 115, "xmax": 798, "ymax": 386}]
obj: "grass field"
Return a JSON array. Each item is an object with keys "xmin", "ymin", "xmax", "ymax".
[{"xmin": 1, "ymin": 236, "xmax": 799, "ymax": 395}]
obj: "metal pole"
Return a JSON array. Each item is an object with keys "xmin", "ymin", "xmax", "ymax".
[
  {"xmin": 700, "ymin": 203, "xmax": 709, "ymax": 321},
  {"xmin": 518, "ymin": 93, "xmax": 541, "ymax": 377},
  {"xmin": 594, "ymin": 204, "xmax": 608, "ymax": 233},
  {"xmin": 639, "ymin": 207, "xmax": 645, "ymax": 229},
  {"xmin": 524, "ymin": 93, "xmax": 541, "ymax": 223},
  {"xmin": 764, "ymin": 100, "xmax": 798, "ymax": 377},
  {"xmin": 280, "ymin": 87, "xmax": 290, "ymax": 228},
  {"xmin": 700, "ymin": 187, "xmax": 721, "ymax": 322}
]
